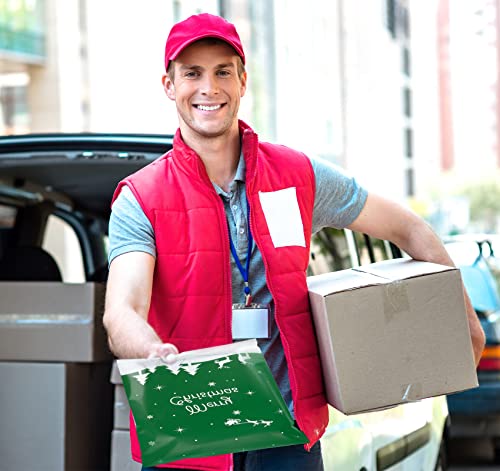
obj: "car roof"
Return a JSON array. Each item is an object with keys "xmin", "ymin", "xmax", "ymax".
[{"xmin": 0, "ymin": 133, "xmax": 174, "ymax": 217}]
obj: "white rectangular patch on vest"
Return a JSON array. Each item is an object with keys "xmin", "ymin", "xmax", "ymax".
[{"xmin": 258, "ymin": 187, "xmax": 306, "ymax": 248}]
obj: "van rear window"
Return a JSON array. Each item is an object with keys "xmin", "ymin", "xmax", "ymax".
[{"xmin": 0, "ymin": 205, "xmax": 16, "ymax": 228}]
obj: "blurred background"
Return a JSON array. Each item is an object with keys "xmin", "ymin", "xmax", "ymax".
[{"xmin": 0, "ymin": 0, "xmax": 499, "ymax": 235}]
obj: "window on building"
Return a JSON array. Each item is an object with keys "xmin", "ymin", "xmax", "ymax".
[
  {"xmin": 397, "ymin": 4, "xmax": 410, "ymax": 39},
  {"xmin": 402, "ymin": 47, "xmax": 411, "ymax": 76},
  {"xmin": 0, "ymin": 0, "xmax": 46, "ymax": 58},
  {"xmin": 385, "ymin": 0, "xmax": 410, "ymax": 40},
  {"xmin": 385, "ymin": 0, "xmax": 396, "ymax": 38},
  {"xmin": 405, "ymin": 167, "xmax": 415, "ymax": 197},
  {"xmin": 404, "ymin": 127, "xmax": 413, "ymax": 158},
  {"xmin": 403, "ymin": 87, "xmax": 412, "ymax": 117},
  {"xmin": 0, "ymin": 82, "xmax": 29, "ymax": 134}
]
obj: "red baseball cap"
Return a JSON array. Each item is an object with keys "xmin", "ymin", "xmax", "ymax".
[{"xmin": 164, "ymin": 13, "xmax": 246, "ymax": 71}]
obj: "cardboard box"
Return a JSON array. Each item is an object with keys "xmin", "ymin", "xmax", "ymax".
[
  {"xmin": 307, "ymin": 259, "xmax": 478, "ymax": 414},
  {"xmin": 111, "ymin": 361, "xmax": 122, "ymax": 384},
  {"xmin": 111, "ymin": 430, "xmax": 141, "ymax": 471},
  {"xmin": 0, "ymin": 361, "xmax": 113, "ymax": 469},
  {"xmin": 0, "ymin": 282, "xmax": 110, "ymax": 362},
  {"xmin": 110, "ymin": 361, "xmax": 132, "ymax": 430},
  {"xmin": 113, "ymin": 384, "xmax": 131, "ymax": 430}
]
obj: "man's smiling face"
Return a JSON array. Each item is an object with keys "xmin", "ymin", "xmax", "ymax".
[{"xmin": 163, "ymin": 40, "xmax": 247, "ymax": 144}]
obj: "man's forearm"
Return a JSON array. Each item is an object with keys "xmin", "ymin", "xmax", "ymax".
[
  {"xmin": 389, "ymin": 216, "xmax": 455, "ymax": 266},
  {"xmin": 104, "ymin": 307, "xmax": 164, "ymax": 359}
]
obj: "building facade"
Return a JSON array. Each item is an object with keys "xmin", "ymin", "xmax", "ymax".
[{"xmin": 1, "ymin": 0, "xmax": 430, "ymax": 204}]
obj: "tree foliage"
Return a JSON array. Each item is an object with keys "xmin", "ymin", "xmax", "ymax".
[{"xmin": 460, "ymin": 178, "xmax": 500, "ymax": 232}]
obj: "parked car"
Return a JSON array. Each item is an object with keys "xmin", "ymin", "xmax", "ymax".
[
  {"xmin": 0, "ymin": 134, "xmax": 449, "ymax": 470},
  {"xmin": 444, "ymin": 236, "xmax": 500, "ymax": 462}
]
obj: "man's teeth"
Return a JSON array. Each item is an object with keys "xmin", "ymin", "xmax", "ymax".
[{"xmin": 197, "ymin": 104, "xmax": 221, "ymax": 111}]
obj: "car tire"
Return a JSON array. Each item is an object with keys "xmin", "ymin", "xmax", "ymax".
[{"xmin": 494, "ymin": 439, "xmax": 500, "ymax": 464}]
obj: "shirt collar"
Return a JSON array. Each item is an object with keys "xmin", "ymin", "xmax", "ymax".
[
  {"xmin": 234, "ymin": 151, "xmax": 246, "ymax": 183},
  {"xmin": 212, "ymin": 151, "xmax": 245, "ymax": 196}
]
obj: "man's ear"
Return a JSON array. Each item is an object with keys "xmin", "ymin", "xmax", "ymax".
[
  {"xmin": 162, "ymin": 74, "xmax": 176, "ymax": 101},
  {"xmin": 240, "ymin": 71, "xmax": 248, "ymax": 98}
]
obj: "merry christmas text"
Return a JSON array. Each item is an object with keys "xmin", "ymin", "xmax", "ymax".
[{"xmin": 170, "ymin": 388, "xmax": 239, "ymax": 415}]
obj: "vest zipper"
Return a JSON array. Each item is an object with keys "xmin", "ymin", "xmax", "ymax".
[
  {"xmin": 221, "ymin": 197, "xmax": 234, "ymax": 343},
  {"xmin": 192, "ymin": 152, "xmax": 234, "ymax": 347},
  {"xmin": 246, "ymin": 187, "xmax": 311, "ymax": 452}
]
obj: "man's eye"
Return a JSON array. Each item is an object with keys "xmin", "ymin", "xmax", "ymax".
[
  {"xmin": 217, "ymin": 70, "xmax": 230, "ymax": 77},
  {"xmin": 185, "ymin": 71, "xmax": 198, "ymax": 78}
]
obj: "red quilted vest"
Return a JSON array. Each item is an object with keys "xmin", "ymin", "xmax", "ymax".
[{"xmin": 112, "ymin": 121, "xmax": 328, "ymax": 470}]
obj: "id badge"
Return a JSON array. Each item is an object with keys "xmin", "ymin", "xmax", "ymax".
[{"xmin": 232, "ymin": 303, "xmax": 270, "ymax": 340}]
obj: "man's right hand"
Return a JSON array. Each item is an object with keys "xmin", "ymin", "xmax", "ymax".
[{"xmin": 147, "ymin": 342, "xmax": 180, "ymax": 360}]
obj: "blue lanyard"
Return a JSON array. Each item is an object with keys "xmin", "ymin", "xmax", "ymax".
[{"xmin": 228, "ymin": 200, "xmax": 253, "ymax": 306}]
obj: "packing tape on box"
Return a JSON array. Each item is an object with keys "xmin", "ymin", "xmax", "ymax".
[
  {"xmin": 383, "ymin": 281, "xmax": 410, "ymax": 323},
  {"xmin": 401, "ymin": 382, "xmax": 423, "ymax": 402}
]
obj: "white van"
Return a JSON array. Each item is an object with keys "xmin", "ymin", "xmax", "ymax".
[{"xmin": 0, "ymin": 134, "xmax": 448, "ymax": 470}]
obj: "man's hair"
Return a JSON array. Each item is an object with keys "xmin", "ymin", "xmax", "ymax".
[{"xmin": 166, "ymin": 38, "xmax": 246, "ymax": 82}]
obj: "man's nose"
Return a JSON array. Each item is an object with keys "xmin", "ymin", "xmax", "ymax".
[{"xmin": 200, "ymin": 75, "xmax": 219, "ymax": 95}]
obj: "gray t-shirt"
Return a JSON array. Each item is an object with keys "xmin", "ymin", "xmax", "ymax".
[{"xmin": 108, "ymin": 154, "xmax": 367, "ymax": 414}]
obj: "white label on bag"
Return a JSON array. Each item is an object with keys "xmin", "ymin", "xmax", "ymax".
[{"xmin": 258, "ymin": 187, "xmax": 305, "ymax": 248}]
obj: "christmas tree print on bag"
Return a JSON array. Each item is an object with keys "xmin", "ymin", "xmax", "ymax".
[{"xmin": 117, "ymin": 339, "xmax": 308, "ymax": 467}]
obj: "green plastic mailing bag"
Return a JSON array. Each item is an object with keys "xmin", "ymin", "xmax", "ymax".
[{"xmin": 117, "ymin": 339, "xmax": 308, "ymax": 467}]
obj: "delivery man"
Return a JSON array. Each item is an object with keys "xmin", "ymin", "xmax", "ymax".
[{"xmin": 103, "ymin": 13, "xmax": 485, "ymax": 471}]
